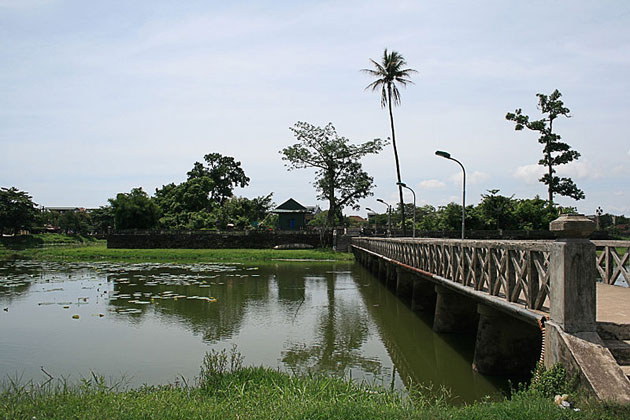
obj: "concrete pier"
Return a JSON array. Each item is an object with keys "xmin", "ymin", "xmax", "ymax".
[
  {"xmin": 472, "ymin": 304, "xmax": 541, "ymax": 375},
  {"xmin": 432, "ymin": 285, "xmax": 478, "ymax": 334}
]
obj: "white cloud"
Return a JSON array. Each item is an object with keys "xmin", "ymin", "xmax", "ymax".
[
  {"xmin": 556, "ymin": 160, "xmax": 603, "ymax": 179},
  {"xmin": 450, "ymin": 171, "xmax": 489, "ymax": 186},
  {"xmin": 513, "ymin": 164, "xmax": 544, "ymax": 184},
  {"xmin": 515, "ymin": 161, "xmax": 603, "ymax": 182},
  {"xmin": 419, "ymin": 179, "xmax": 446, "ymax": 189}
]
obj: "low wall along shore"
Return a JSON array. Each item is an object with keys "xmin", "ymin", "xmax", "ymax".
[{"xmin": 107, "ymin": 231, "xmax": 334, "ymax": 249}]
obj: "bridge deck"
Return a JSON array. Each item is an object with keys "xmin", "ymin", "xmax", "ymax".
[{"xmin": 598, "ymin": 283, "xmax": 630, "ymax": 327}]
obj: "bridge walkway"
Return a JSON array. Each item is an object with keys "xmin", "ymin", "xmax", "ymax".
[{"xmin": 597, "ymin": 283, "xmax": 630, "ymax": 381}]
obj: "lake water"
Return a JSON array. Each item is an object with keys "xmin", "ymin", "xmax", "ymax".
[{"xmin": 0, "ymin": 260, "xmax": 509, "ymax": 402}]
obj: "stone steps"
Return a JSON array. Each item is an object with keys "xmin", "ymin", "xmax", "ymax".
[
  {"xmin": 604, "ymin": 339, "xmax": 630, "ymax": 365},
  {"xmin": 598, "ymin": 322, "xmax": 630, "ymax": 340},
  {"xmin": 622, "ymin": 365, "xmax": 630, "ymax": 381}
]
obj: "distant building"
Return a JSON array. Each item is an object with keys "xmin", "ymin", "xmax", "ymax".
[
  {"xmin": 273, "ymin": 199, "xmax": 319, "ymax": 230},
  {"xmin": 43, "ymin": 207, "xmax": 87, "ymax": 213}
]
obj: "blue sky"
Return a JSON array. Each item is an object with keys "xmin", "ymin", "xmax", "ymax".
[{"xmin": 1, "ymin": 0, "xmax": 629, "ymax": 216}]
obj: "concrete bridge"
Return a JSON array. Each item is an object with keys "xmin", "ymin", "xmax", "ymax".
[{"xmin": 351, "ymin": 214, "xmax": 630, "ymax": 403}]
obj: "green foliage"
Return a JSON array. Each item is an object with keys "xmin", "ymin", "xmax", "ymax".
[
  {"xmin": 2, "ymin": 362, "xmax": 629, "ymax": 419},
  {"xmin": 108, "ymin": 187, "xmax": 160, "ymax": 230},
  {"xmin": 58, "ymin": 210, "xmax": 92, "ymax": 235},
  {"xmin": 88, "ymin": 206, "xmax": 115, "ymax": 234},
  {"xmin": 186, "ymin": 153, "xmax": 250, "ymax": 206},
  {"xmin": 529, "ymin": 363, "xmax": 574, "ymax": 398},
  {"xmin": 506, "ymin": 89, "xmax": 585, "ymax": 204},
  {"xmin": 198, "ymin": 345, "xmax": 244, "ymax": 388},
  {"xmin": 362, "ymin": 49, "xmax": 417, "ymax": 108},
  {"xmin": 368, "ymin": 192, "xmax": 568, "ymax": 233},
  {"xmin": 152, "ymin": 153, "xmax": 269, "ymax": 230},
  {"xmin": 478, "ymin": 190, "xmax": 516, "ymax": 230},
  {"xmin": 215, "ymin": 194, "xmax": 274, "ymax": 230},
  {"xmin": 0, "ymin": 187, "xmax": 39, "ymax": 234},
  {"xmin": 281, "ymin": 122, "xmax": 386, "ymax": 227},
  {"xmin": 6, "ymin": 244, "xmax": 353, "ymax": 263}
]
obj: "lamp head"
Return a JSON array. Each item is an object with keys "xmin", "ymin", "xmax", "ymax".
[
  {"xmin": 396, "ymin": 181, "xmax": 407, "ymax": 187},
  {"xmin": 376, "ymin": 198, "xmax": 385, "ymax": 204},
  {"xmin": 435, "ymin": 150, "xmax": 451, "ymax": 159}
]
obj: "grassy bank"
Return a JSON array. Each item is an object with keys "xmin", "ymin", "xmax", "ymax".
[
  {"xmin": 1, "ymin": 240, "xmax": 353, "ymax": 263},
  {"xmin": 2, "ymin": 366, "xmax": 628, "ymax": 420},
  {"xmin": 0, "ymin": 233, "xmax": 99, "ymax": 250}
]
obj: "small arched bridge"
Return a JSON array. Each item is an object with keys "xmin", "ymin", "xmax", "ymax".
[{"xmin": 351, "ymin": 215, "xmax": 630, "ymax": 403}]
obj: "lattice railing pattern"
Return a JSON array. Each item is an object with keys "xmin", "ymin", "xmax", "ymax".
[
  {"xmin": 593, "ymin": 241, "xmax": 630, "ymax": 286},
  {"xmin": 353, "ymin": 238, "xmax": 552, "ymax": 311}
]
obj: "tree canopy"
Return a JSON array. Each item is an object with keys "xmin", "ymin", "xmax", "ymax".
[
  {"xmin": 0, "ymin": 187, "xmax": 38, "ymax": 234},
  {"xmin": 187, "ymin": 153, "xmax": 250, "ymax": 206},
  {"xmin": 108, "ymin": 187, "xmax": 160, "ymax": 230},
  {"xmin": 506, "ymin": 89, "xmax": 585, "ymax": 204},
  {"xmin": 281, "ymin": 122, "xmax": 386, "ymax": 227}
]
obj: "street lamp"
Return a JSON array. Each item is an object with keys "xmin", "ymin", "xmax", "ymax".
[
  {"xmin": 435, "ymin": 150, "xmax": 466, "ymax": 239},
  {"xmin": 376, "ymin": 199, "xmax": 392, "ymax": 237},
  {"xmin": 396, "ymin": 182, "xmax": 416, "ymax": 238}
]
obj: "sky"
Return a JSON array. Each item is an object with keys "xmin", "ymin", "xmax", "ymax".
[{"xmin": 1, "ymin": 0, "xmax": 629, "ymax": 217}]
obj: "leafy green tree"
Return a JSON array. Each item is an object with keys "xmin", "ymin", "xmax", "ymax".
[
  {"xmin": 281, "ymin": 122, "xmax": 386, "ymax": 227},
  {"xmin": 215, "ymin": 194, "xmax": 274, "ymax": 230},
  {"xmin": 363, "ymin": 49, "xmax": 417, "ymax": 235},
  {"xmin": 58, "ymin": 210, "xmax": 92, "ymax": 235},
  {"xmin": 187, "ymin": 153, "xmax": 249, "ymax": 206},
  {"xmin": 506, "ymin": 89, "xmax": 585, "ymax": 204},
  {"xmin": 88, "ymin": 206, "xmax": 115, "ymax": 234},
  {"xmin": 415, "ymin": 205, "xmax": 439, "ymax": 231},
  {"xmin": 108, "ymin": 188, "xmax": 160, "ymax": 230},
  {"xmin": 0, "ymin": 187, "xmax": 39, "ymax": 234},
  {"xmin": 477, "ymin": 189, "xmax": 517, "ymax": 230},
  {"xmin": 513, "ymin": 196, "xmax": 559, "ymax": 231}
]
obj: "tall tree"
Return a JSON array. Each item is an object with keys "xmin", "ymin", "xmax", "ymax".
[
  {"xmin": 506, "ymin": 89, "xmax": 585, "ymax": 205},
  {"xmin": 363, "ymin": 49, "xmax": 417, "ymax": 235},
  {"xmin": 0, "ymin": 187, "xmax": 38, "ymax": 234},
  {"xmin": 187, "ymin": 153, "xmax": 250, "ymax": 206},
  {"xmin": 281, "ymin": 122, "xmax": 386, "ymax": 227},
  {"xmin": 108, "ymin": 187, "xmax": 160, "ymax": 230}
]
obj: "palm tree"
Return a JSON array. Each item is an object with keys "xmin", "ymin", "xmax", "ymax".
[{"xmin": 363, "ymin": 49, "xmax": 416, "ymax": 236}]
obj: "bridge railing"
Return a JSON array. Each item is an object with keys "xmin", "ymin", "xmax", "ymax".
[
  {"xmin": 593, "ymin": 240, "xmax": 630, "ymax": 285},
  {"xmin": 353, "ymin": 237, "xmax": 630, "ymax": 312},
  {"xmin": 353, "ymin": 237, "xmax": 555, "ymax": 312}
]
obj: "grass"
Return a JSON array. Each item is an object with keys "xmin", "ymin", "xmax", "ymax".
[
  {"xmin": 0, "ymin": 233, "xmax": 98, "ymax": 250},
  {"xmin": 2, "ymin": 365, "xmax": 628, "ymax": 420},
  {"xmin": 0, "ymin": 238, "xmax": 353, "ymax": 263}
]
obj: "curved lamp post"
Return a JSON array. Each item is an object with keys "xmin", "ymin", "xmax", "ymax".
[
  {"xmin": 435, "ymin": 150, "xmax": 466, "ymax": 239},
  {"xmin": 376, "ymin": 199, "xmax": 392, "ymax": 237},
  {"xmin": 396, "ymin": 182, "xmax": 416, "ymax": 238}
]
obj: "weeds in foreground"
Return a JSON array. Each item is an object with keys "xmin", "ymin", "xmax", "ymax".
[{"xmin": 2, "ymin": 350, "xmax": 630, "ymax": 419}]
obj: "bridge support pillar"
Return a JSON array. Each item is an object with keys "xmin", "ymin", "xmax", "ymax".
[
  {"xmin": 433, "ymin": 285, "xmax": 478, "ymax": 334},
  {"xmin": 384, "ymin": 262, "xmax": 396, "ymax": 290},
  {"xmin": 378, "ymin": 259, "xmax": 387, "ymax": 282},
  {"xmin": 396, "ymin": 268, "xmax": 414, "ymax": 301},
  {"xmin": 473, "ymin": 304, "xmax": 541, "ymax": 375},
  {"xmin": 411, "ymin": 277, "xmax": 436, "ymax": 312}
]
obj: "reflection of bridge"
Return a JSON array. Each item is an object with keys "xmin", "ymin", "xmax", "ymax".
[
  {"xmin": 354, "ymin": 264, "xmax": 501, "ymax": 401},
  {"xmin": 351, "ymin": 214, "xmax": 630, "ymax": 403}
]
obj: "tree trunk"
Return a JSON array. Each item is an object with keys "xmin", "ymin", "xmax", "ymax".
[
  {"xmin": 326, "ymin": 168, "xmax": 336, "ymax": 228},
  {"xmin": 387, "ymin": 85, "xmax": 407, "ymax": 236},
  {"xmin": 547, "ymin": 119, "xmax": 554, "ymax": 206}
]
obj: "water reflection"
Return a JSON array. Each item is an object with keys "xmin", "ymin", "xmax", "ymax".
[{"xmin": 0, "ymin": 260, "xmax": 506, "ymax": 401}]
